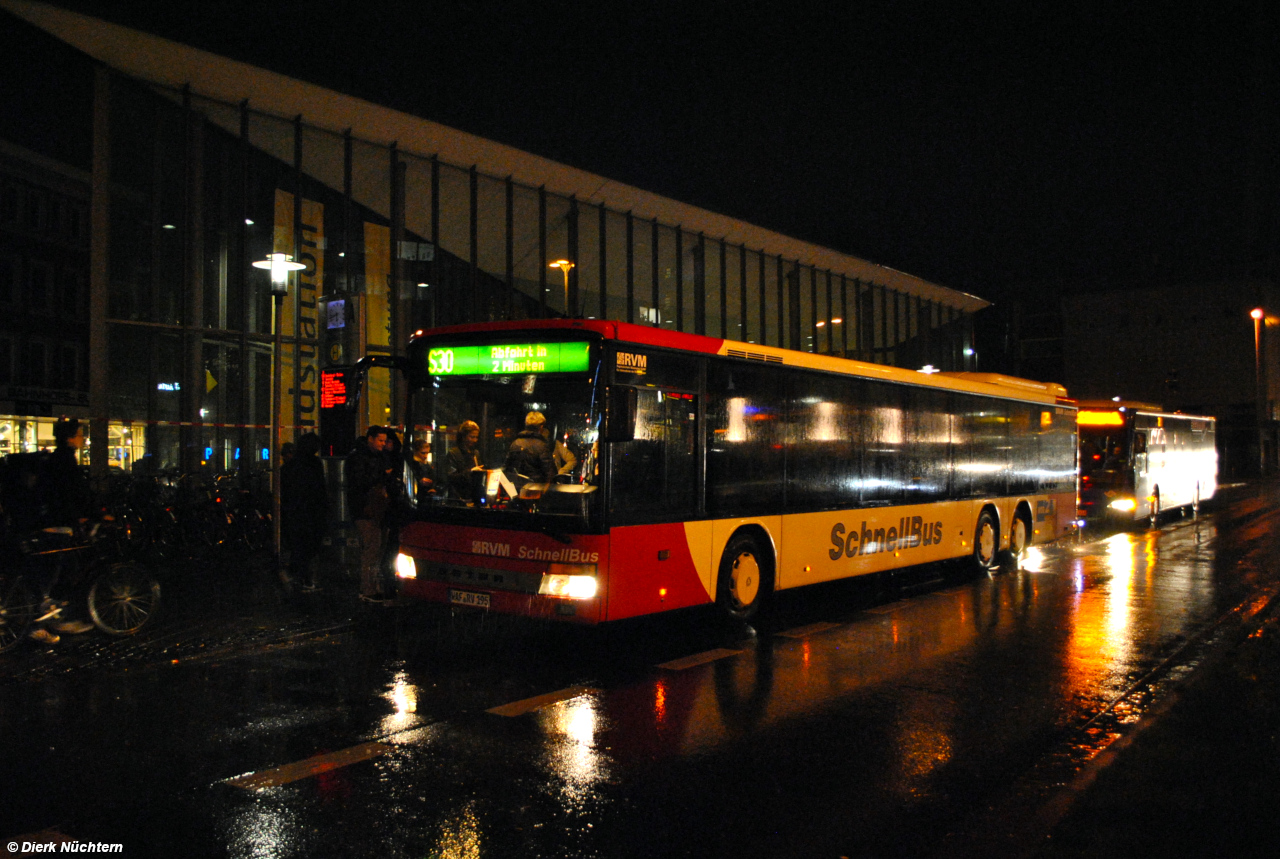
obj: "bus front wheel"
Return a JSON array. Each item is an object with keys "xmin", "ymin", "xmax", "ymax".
[
  {"xmin": 972, "ymin": 511, "xmax": 999, "ymax": 574},
  {"xmin": 716, "ymin": 533, "xmax": 773, "ymax": 622}
]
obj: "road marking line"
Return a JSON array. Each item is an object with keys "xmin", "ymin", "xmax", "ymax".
[
  {"xmin": 775, "ymin": 621, "xmax": 840, "ymax": 638},
  {"xmin": 486, "ymin": 685, "xmax": 597, "ymax": 717},
  {"xmin": 225, "ymin": 742, "xmax": 391, "ymax": 790},
  {"xmin": 656, "ymin": 647, "xmax": 742, "ymax": 671}
]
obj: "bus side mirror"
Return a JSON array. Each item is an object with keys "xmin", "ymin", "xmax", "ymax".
[
  {"xmin": 604, "ymin": 385, "xmax": 638, "ymax": 442},
  {"xmin": 1133, "ymin": 433, "xmax": 1147, "ymax": 454}
]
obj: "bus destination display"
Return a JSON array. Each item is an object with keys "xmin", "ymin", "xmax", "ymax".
[{"xmin": 428, "ymin": 341, "xmax": 590, "ymax": 376}]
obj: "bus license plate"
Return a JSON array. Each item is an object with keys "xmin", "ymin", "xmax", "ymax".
[{"xmin": 449, "ymin": 589, "xmax": 491, "ymax": 609}]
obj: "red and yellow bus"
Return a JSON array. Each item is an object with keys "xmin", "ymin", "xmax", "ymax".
[
  {"xmin": 1077, "ymin": 401, "xmax": 1216, "ymax": 527},
  {"xmin": 387, "ymin": 320, "xmax": 1077, "ymax": 623}
]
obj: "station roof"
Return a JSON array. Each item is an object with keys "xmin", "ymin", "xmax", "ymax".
[{"xmin": 3, "ymin": 0, "xmax": 989, "ymax": 313}]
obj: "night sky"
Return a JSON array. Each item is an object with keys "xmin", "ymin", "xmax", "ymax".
[{"xmin": 49, "ymin": 0, "xmax": 1280, "ymax": 304}]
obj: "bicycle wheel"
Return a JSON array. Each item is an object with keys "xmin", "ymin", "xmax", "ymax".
[
  {"xmin": 88, "ymin": 562, "xmax": 161, "ymax": 636},
  {"xmin": 1, "ymin": 575, "xmax": 38, "ymax": 652}
]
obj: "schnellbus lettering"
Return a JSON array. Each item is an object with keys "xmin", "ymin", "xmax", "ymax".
[{"xmin": 829, "ymin": 516, "xmax": 944, "ymax": 559}]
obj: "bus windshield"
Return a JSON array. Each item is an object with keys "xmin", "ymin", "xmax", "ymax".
[
  {"xmin": 1079, "ymin": 428, "xmax": 1129, "ymax": 477},
  {"xmin": 404, "ymin": 341, "xmax": 602, "ymax": 527}
]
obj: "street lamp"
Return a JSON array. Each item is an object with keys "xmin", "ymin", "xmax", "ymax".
[
  {"xmin": 549, "ymin": 259, "xmax": 574, "ymax": 317},
  {"xmin": 815, "ymin": 318, "xmax": 842, "ymax": 354},
  {"xmin": 254, "ymin": 252, "xmax": 305, "ymax": 560},
  {"xmin": 254, "ymin": 252, "xmax": 306, "ymax": 293}
]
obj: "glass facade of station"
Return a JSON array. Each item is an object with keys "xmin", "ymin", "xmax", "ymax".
[{"xmin": 0, "ymin": 10, "xmax": 977, "ymax": 477}]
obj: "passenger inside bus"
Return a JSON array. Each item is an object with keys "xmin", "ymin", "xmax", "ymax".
[
  {"xmin": 408, "ymin": 438, "xmax": 436, "ymax": 501},
  {"xmin": 446, "ymin": 420, "xmax": 483, "ymax": 504},
  {"xmin": 553, "ymin": 433, "xmax": 577, "ymax": 480},
  {"xmin": 504, "ymin": 411, "xmax": 557, "ymax": 490}
]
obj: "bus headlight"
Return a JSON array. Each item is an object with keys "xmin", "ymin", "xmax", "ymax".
[
  {"xmin": 1109, "ymin": 498, "xmax": 1137, "ymax": 512},
  {"xmin": 395, "ymin": 553, "xmax": 417, "ymax": 579},
  {"xmin": 539, "ymin": 563, "xmax": 598, "ymax": 599}
]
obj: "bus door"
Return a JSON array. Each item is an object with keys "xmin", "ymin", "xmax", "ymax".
[
  {"xmin": 607, "ymin": 346, "xmax": 702, "ymax": 524},
  {"xmin": 1132, "ymin": 429, "xmax": 1153, "ymax": 506},
  {"xmin": 610, "ymin": 387, "xmax": 699, "ymax": 523},
  {"xmin": 1133, "ymin": 431, "xmax": 1148, "ymax": 476}
]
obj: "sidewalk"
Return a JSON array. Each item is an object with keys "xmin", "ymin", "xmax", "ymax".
[
  {"xmin": 0, "ymin": 550, "xmax": 371, "ymax": 683},
  {"xmin": 1030, "ymin": 583, "xmax": 1280, "ymax": 857}
]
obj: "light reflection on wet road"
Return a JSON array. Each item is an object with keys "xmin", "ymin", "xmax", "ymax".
[{"xmin": 3, "ymin": 486, "xmax": 1279, "ymax": 857}]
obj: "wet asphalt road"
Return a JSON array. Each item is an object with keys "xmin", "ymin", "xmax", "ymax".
[{"xmin": 3, "ymin": 483, "xmax": 1280, "ymax": 858}]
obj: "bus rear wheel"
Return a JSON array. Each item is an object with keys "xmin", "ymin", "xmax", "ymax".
[
  {"xmin": 716, "ymin": 533, "xmax": 773, "ymax": 622},
  {"xmin": 1007, "ymin": 513, "xmax": 1030, "ymax": 562},
  {"xmin": 972, "ymin": 511, "xmax": 999, "ymax": 574}
]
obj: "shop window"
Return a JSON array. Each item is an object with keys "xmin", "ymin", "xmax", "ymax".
[
  {"xmin": 0, "ymin": 335, "xmax": 13, "ymax": 385},
  {"xmin": 26, "ymin": 340, "xmax": 47, "ymax": 387},
  {"xmin": 25, "ymin": 188, "xmax": 47, "ymax": 232},
  {"xmin": 28, "ymin": 260, "xmax": 53, "ymax": 313},
  {"xmin": 0, "ymin": 254, "xmax": 16, "ymax": 305},
  {"xmin": 48, "ymin": 197, "xmax": 64, "ymax": 237},
  {"xmin": 0, "ymin": 179, "xmax": 17, "ymax": 224},
  {"xmin": 61, "ymin": 267, "xmax": 84, "ymax": 318},
  {"xmin": 65, "ymin": 200, "xmax": 87, "ymax": 246},
  {"xmin": 58, "ymin": 343, "xmax": 81, "ymax": 390}
]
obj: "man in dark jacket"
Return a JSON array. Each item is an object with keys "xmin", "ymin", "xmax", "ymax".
[
  {"xmin": 281, "ymin": 432, "xmax": 329, "ymax": 591},
  {"xmin": 347, "ymin": 426, "xmax": 393, "ymax": 603},
  {"xmin": 504, "ymin": 411, "xmax": 556, "ymax": 489},
  {"xmin": 38, "ymin": 418, "xmax": 91, "ymax": 530},
  {"xmin": 30, "ymin": 418, "xmax": 95, "ymax": 643}
]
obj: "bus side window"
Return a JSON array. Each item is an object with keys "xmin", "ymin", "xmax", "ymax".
[{"xmin": 1133, "ymin": 432, "xmax": 1147, "ymax": 455}]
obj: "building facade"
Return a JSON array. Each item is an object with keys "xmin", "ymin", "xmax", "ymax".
[
  {"xmin": 1060, "ymin": 281, "xmax": 1280, "ymax": 478},
  {"xmin": 980, "ymin": 279, "xmax": 1280, "ymax": 478},
  {"xmin": 1, "ymin": 0, "xmax": 986, "ymax": 478}
]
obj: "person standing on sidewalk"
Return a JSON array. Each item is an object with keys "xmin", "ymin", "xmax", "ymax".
[
  {"xmin": 347, "ymin": 426, "xmax": 394, "ymax": 603},
  {"xmin": 281, "ymin": 432, "xmax": 329, "ymax": 592}
]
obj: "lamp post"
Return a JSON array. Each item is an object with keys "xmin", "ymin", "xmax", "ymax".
[
  {"xmin": 254, "ymin": 252, "xmax": 305, "ymax": 558},
  {"xmin": 1253, "ymin": 307, "xmax": 1266, "ymax": 475},
  {"xmin": 550, "ymin": 259, "xmax": 574, "ymax": 317},
  {"xmin": 815, "ymin": 317, "xmax": 842, "ymax": 355}
]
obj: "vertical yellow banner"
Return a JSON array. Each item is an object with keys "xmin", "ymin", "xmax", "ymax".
[
  {"xmin": 272, "ymin": 190, "xmax": 324, "ymax": 440},
  {"xmin": 364, "ymin": 222, "xmax": 391, "ymax": 431},
  {"xmin": 364, "ymin": 222, "xmax": 390, "ymax": 347},
  {"xmin": 295, "ymin": 198, "xmax": 324, "ymax": 435}
]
